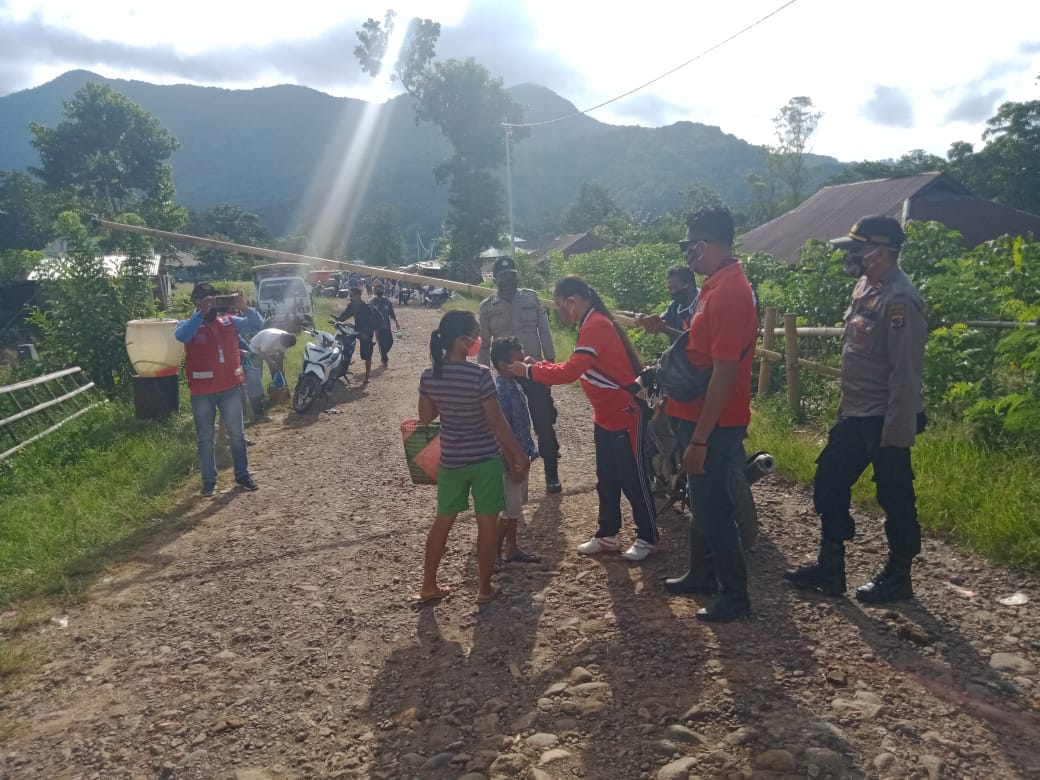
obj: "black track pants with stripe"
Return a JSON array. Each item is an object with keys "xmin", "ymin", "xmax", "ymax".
[{"xmin": 593, "ymin": 420, "xmax": 658, "ymax": 544}]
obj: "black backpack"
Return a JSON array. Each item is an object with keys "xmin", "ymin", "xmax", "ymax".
[{"xmin": 652, "ymin": 330, "xmax": 754, "ymax": 403}]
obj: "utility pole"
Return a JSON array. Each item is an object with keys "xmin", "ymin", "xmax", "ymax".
[{"xmin": 504, "ymin": 124, "xmax": 516, "ymax": 260}]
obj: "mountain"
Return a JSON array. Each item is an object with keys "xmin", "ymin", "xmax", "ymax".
[{"xmin": 0, "ymin": 71, "xmax": 843, "ymax": 239}]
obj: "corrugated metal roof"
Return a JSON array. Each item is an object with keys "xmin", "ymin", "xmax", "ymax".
[{"xmin": 739, "ymin": 173, "xmax": 991, "ymax": 263}]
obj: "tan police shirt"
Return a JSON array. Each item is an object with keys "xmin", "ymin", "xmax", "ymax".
[
  {"xmin": 839, "ymin": 265, "xmax": 927, "ymax": 448},
  {"xmin": 478, "ymin": 288, "xmax": 556, "ymax": 365}
]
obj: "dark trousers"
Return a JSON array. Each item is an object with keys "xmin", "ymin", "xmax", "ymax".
[
  {"xmin": 376, "ymin": 328, "xmax": 394, "ymax": 362},
  {"xmin": 593, "ymin": 421, "xmax": 658, "ymax": 544},
  {"xmin": 519, "ymin": 378, "xmax": 560, "ymax": 464},
  {"xmin": 813, "ymin": 416, "xmax": 920, "ymax": 557},
  {"xmin": 678, "ymin": 420, "xmax": 749, "ymax": 598}
]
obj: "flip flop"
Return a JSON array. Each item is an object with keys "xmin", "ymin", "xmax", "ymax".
[
  {"xmin": 476, "ymin": 587, "xmax": 500, "ymax": 605},
  {"xmin": 505, "ymin": 549, "xmax": 541, "ymax": 564},
  {"xmin": 411, "ymin": 588, "xmax": 451, "ymax": 605}
]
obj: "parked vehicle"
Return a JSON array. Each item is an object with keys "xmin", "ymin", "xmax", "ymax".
[
  {"xmin": 397, "ymin": 285, "xmax": 414, "ymax": 305},
  {"xmin": 291, "ymin": 321, "xmax": 358, "ymax": 413},
  {"xmin": 422, "ymin": 286, "xmax": 452, "ymax": 308},
  {"xmin": 254, "ymin": 263, "xmax": 313, "ymax": 332}
]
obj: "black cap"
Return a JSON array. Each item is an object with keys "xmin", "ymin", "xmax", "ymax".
[
  {"xmin": 831, "ymin": 215, "xmax": 905, "ymax": 251},
  {"xmin": 191, "ymin": 282, "xmax": 218, "ymax": 300},
  {"xmin": 492, "ymin": 256, "xmax": 518, "ymax": 276}
]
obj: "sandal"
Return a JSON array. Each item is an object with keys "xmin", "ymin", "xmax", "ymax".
[
  {"xmin": 411, "ymin": 588, "xmax": 451, "ymax": 605},
  {"xmin": 505, "ymin": 549, "xmax": 541, "ymax": 564}
]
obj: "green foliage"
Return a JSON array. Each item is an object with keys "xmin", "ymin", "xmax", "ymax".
[
  {"xmin": 28, "ymin": 211, "xmax": 155, "ymax": 395},
  {"xmin": 184, "ymin": 204, "xmax": 271, "ymax": 280},
  {"xmin": 0, "ymin": 249, "xmax": 43, "ymax": 284},
  {"xmin": 349, "ymin": 204, "xmax": 406, "ymax": 267},
  {"xmin": 768, "ymin": 96, "xmax": 822, "ymax": 207},
  {"xmin": 0, "ymin": 170, "xmax": 63, "ymax": 251},
  {"xmin": 563, "ymin": 181, "xmax": 627, "ymax": 236},
  {"xmin": 29, "ymin": 82, "xmax": 182, "ymax": 223},
  {"xmin": 558, "ymin": 244, "xmax": 677, "ymax": 314}
]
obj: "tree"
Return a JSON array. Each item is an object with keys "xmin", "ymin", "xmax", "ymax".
[
  {"xmin": 350, "ymin": 204, "xmax": 406, "ymax": 267},
  {"xmin": 969, "ymin": 99, "xmax": 1040, "ymax": 214},
  {"xmin": 563, "ymin": 181, "xmax": 627, "ymax": 235},
  {"xmin": 355, "ymin": 12, "xmax": 526, "ymax": 281},
  {"xmin": 768, "ymin": 96, "xmax": 823, "ymax": 209},
  {"xmin": 29, "ymin": 83, "xmax": 183, "ymax": 227},
  {"xmin": 0, "ymin": 171, "xmax": 62, "ymax": 251},
  {"xmin": 185, "ymin": 204, "xmax": 271, "ymax": 280},
  {"xmin": 827, "ymin": 149, "xmax": 948, "ymax": 186}
]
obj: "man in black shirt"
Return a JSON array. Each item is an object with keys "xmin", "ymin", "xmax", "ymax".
[
  {"xmin": 369, "ymin": 281, "xmax": 400, "ymax": 367},
  {"xmin": 335, "ymin": 285, "xmax": 378, "ymax": 384}
]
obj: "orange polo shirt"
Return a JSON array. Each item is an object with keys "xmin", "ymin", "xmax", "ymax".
[{"xmin": 666, "ymin": 261, "xmax": 758, "ymax": 428}]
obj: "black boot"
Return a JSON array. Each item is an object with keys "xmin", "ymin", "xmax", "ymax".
[
  {"xmin": 784, "ymin": 539, "xmax": 847, "ymax": 596},
  {"xmin": 544, "ymin": 457, "xmax": 562, "ymax": 494},
  {"xmin": 695, "ymin": 547, "xmax": 749, "ymax": 623},
  {"xmin": 665, "ymin": 520, "xmax": 717, "ymax": 595},
  {"xmin": 856, "ymin": 554, "xmax": 914, "ymax": 604}
]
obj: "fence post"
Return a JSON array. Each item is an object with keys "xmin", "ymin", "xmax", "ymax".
[
  {"xmin": 757, "ymin": 306, "xmax": 777, "ymax": 397},
  {"xmin": 784, "ymin": 312, "xmax": 800, "ymax": 415}
]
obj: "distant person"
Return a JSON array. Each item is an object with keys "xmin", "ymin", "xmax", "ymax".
[
  {"xmin": 335, "ymin": 286, "xmax": 378, "ymax": 383},
  {"xmin": 785, "ymin": 215, "xmax": 927, "ymax": 604},
  {"xmin": 369, "ymin": 281, "xmax": 401, "ymax": 367},
  {"xmin": 176, "ymin": 282, "xmax": 264, "ymax": 496},
  {"xmin": 634, "ymin": 265, "xmax": 699, "ymax": 343},
  {"xmin": 416, "ymin": 310, "xmax": 530, "ymax": 604},
  {"xmin": 662, "ymin": 206, "xmax": 759, "ymax": 623},
  {"xmin": 490, "ymin": 336, "xmax": 542, "ymax": 566},
  {"xmin": 506, "ymin": 276, "xmax": 658, "ymax": 562},
  {"xmin": 479, "ymin": 256, "xmax": 562, "ymax": 493}
]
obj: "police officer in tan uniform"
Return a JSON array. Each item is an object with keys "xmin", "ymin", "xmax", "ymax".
[
  {"xmin": 785, "ymin": 215, "xmax": 927, "ymax": 603},
  {"xmin": 479, "ymin": 256, "xmax": 562, "ymax": 492}
]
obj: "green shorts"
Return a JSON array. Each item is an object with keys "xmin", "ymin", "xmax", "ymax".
[{"xmin": 437, "ymin": 457, "xmax": 506, "ymax": 516}]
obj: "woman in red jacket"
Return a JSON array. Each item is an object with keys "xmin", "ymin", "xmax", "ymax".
[{"xmin": 506, "ymin": 275, "xmax": 658, "ymax": 561}]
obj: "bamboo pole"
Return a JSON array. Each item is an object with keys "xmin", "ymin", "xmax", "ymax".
[
  {"xmin": 757, "ymin": 307, "xmax": 777, "ymax": 396},
  {"xmin": 784, "ymin": 312, "xmax": 800, "ymax": 415}
]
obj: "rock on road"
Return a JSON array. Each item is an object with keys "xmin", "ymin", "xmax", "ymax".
[{"xmin": 2, "ymin": 303, "xmax": 1040, "ymax": 779}]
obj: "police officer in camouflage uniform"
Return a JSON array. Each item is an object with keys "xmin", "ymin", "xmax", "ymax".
[
  {"xmin": 785, "ymin": 215, "xmax": 928, "ymax": 604},
  {"xmin": 478, "ymin": 256, "xmax": 562, "ymax": 493}
]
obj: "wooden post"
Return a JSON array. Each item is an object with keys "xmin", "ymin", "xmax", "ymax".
[
  {"xmin": 784, "ymin": 312, "xmax": 800, "ymax": 415},
  {"xmin": 757, "ymin": 307, "xmax": 777, "ymax": 397}
]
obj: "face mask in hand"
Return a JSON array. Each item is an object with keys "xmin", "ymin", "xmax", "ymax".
[{"xmin": 466, "ymin": 335, "xmax": 482, "ymax": 358}]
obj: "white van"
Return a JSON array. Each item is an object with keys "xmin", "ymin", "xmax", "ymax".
[{"xmin": 253, "ymin": 263, "xmax": 313, "ymax": 332}]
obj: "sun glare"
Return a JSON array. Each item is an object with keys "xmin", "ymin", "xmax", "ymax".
[{"xmin": 294, "ymin": 20, "xmax": 412, "ymax": 261}]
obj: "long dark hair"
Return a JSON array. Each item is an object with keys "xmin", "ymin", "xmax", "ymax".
[
  {"xmin": 553, "ymin": 275, "xmax": 642, "ymax": 375},
  {"xmin": 430, "ymin": 309, "xmax": 477, "ymax": 377}
]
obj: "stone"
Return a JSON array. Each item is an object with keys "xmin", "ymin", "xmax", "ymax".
[
  {"xmin": 525, "ymin": 733, "xmax": 559, "ymax": 749},
  {"xmin": 426, "ymin": 723, "xmax": 459, "ymax": 750},
  {"xmin": 805, "ymin": 747, "xmax": 844, "ymax": 774},
  {"xmin": 180, "ymin": 749, "xmax": 209, "ymax": 766},
  {"xmin": 538, "ymin": 748, "xmax": 571, "ymax": 765},
  {"xmin": 457, "ymin": 774, "xmax": 487, "ymax": 780},
  {"xmin": 752, "ymin": 749, "xmax": 796, "ymax": 772},
  {"xmin": 830, "ymin": 696, "xmax": 882, "ymax": 720},
  {"xmin": 529, "ymin": 770, "xmax": 554, "ymax": 780},
  {"xmin": 542, "ymin": 683, "xmax": 568, "ymax": 697},
  {"xmin": 648, "ymin": 739, "xmax": 679, "ymax": 756},
  {"xmin": 571, "ymin": 682, "xmax": 610, "ymax": 695},
  {"xmin": 234, "ymin": 770, "xmax": 299, "ymax": 780},
  {"xmin": 919, "ymin": 754, "xmax": 944, "ymax": 779},
  {"xmin": 681, "ymin": 704, "xmax": 711, "ymax": 722},
  {"xmin": 873, "ymin": 753, "xmax": 897, "ymax": 772},
  {"xmin": 724, "ymin": 726, "xmax": 758, "ymax": 747},
  {"xmin": 489, "ymin": 752, "xmax": 527, "ymax": 776},
  {"xmin": 825, "ymin": 668, "xmax": 847, "ymax": 687},
  {"xmin": 657, "ymin": 757, "xmax": 698, "ymax": 780},
  {"xmin": 989, "ymin": 652, "xmax": 1037, "ymax": 675},
  {"xmin": 664, "ymin": 724, "xmax": 709, "ymax": 746},
  {"xmin": 421, "ymin": 753, "xmax": 454, "ymax": 771},
  {"xmin": 569, "ymin": 666, "xmax": 594, "ymax": 684},
  {"xmin": 400, "ymin": 753, "xmax": 425, "ymax": 770}
]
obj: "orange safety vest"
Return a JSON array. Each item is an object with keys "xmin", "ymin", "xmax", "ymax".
[{"xmin": 184, "ymin": 315, "xmax": 244, "ymax": 396}]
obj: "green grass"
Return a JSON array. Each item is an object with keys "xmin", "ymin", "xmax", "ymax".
[
  {"xmin": 0, "ymin": 401, "xmax": 198, "ymax": 608},
  {"xmin": 748, "ymin": 397, "xmax": 1040, "ymax": 571}
]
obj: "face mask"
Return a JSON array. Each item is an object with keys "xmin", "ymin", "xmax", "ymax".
[
  {"xmin": 843, "ymin": 255, "xmax": 865, "ymax": 278},
  {"xmin": 203, "ymin": 308, "xmax": 220, "ymax": 321},
  {"xmin": 497, "ymin": 272, "xmax": 519, "ymax": 295},
  {"xmin": 466, "ymin": 335, "xmax": 482, "ymax": 358}
]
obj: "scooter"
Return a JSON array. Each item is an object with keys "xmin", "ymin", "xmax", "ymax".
[
  {"xmin": 422, "ymin": 287, "xmax": 451, "ymax": 308},
  {"xmin": 291, "ymin": 320, "xmax": 358, "ymax": 413}
]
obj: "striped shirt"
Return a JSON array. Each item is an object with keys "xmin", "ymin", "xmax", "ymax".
[{"xmin": 419, "ymin": 360, "xmax": 501, "ymax": 468}]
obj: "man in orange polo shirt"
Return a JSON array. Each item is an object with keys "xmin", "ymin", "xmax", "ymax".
[{"xmin": 663, "ymin": 206, "xmax": 759, "ymax": 622}]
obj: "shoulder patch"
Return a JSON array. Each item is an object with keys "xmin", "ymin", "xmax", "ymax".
[{"xmin": 889, "ymin": 302, "xmax": 906, "ymax": 329}]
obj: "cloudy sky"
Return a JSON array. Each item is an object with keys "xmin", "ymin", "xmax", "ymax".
[{"xmin": 1, "ymin": 0, "xmax": 1037, "ymax": 162}]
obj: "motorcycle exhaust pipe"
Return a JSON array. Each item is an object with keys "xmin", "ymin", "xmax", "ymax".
[{"xmin": 744, "ymin": 451, "xmax": 776, "ymax": 486}]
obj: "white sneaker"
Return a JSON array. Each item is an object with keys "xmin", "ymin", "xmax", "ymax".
[
  {"xmin": 577, "ymin": 535, "xmax": 620, "ymax": 555},
  {"xmin": 621, "ymin": 539, "xmax": 657, "ymax": 562}
]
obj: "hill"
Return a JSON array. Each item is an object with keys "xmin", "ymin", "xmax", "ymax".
[{"xmin": 0, "ymin": 71, "xmax": 843, "ymax": 239}]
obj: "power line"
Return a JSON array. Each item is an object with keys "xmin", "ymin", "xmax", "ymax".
[{"xmin": 504, "ymin": 0, "xmax": 803, "ymax": 129}]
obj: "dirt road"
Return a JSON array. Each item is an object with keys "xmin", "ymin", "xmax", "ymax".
[{"xmin": 2, "ymin": 304, "xmax": 1039, "ymax": 780}]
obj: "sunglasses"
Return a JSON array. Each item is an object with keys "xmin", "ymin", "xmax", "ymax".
[{"xmin": 679, "ymin": 239, "xmax": 707, "ymax": 254}]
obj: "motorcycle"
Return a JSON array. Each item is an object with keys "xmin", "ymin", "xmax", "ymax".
[
  {"xmin": 397, "ymin": 286, "xmax": 414, "ymax": 306},
  {"xmin": 291, "ymin": 320, "xmax": 358, "ymax": 413},
  {"xmin": 422, "ymin": 286, "xmax": 452, "ymax": 308}
]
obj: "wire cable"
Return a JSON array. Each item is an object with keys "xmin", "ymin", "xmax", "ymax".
[{"xmin": 505, "ymin": 0, "xmax": 802, "ymax": 129}]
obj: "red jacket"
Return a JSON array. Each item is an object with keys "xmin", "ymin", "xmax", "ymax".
[
  {"xmin": 184, "ymin": 315, "xmax": 245, "ymax": 396},
  {"xmin": 529, "ymin": 308, "xmax": 640, "ymax": 431}
]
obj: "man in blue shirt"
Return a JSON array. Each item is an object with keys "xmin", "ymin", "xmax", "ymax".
[{"xmin": 634, "ymin": 265, "xmax": 698, "ymax": 343}]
